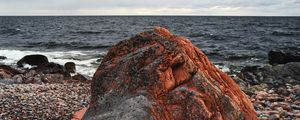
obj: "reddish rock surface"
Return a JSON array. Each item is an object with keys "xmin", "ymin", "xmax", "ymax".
[
  {"xmin": 83, "ymin": 27, "xmax": 258, "ymax": 120},
  {"xmin": 0, "ymin": 65, "xmax": 21, "ymax": 79},
  {"xmin": 72, "ymin": 108, "xmax": 88, "ymax": 120}
]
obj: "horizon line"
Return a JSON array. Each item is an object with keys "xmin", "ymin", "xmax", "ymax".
[{"xmin": 0, "ymin": 15, "xmax": 300, "ymax": 17}]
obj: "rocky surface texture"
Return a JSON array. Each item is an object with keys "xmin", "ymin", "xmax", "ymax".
[
  {"xmin": 236, "ymin": 53, "xmax": 300, "ymax": 119},
  {"xmin": 0, "ymin": 65, "xmax": 22, "ymax": 80},
  {"xmin": 0, "ymin": 82, "xmax": 90, "ymax": 120},
  {"xmin": 84, "ymin": 27, "xmax": 257, "ymax": 120}
]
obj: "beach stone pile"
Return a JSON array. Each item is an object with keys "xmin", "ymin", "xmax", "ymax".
[
  {"xmin": 0, "ymin": 82, "xmax": 90, "ymax": 119},
  {"xmin": 235, "ymin": 51, "xmax": 300, "ymax": 119},
  {"xmin": 252, "ymin": 85, "xmax": 300, "ymax": 119}
]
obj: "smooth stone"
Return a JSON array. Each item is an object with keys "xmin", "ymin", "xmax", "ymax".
[
  {"xmin": 0, "ymin": 56, "xmax": 7, "ymax": 60},
  {"xmin": 64, "ymin": 62, "xmax": 76, "ymax": 73},
  {"xmin": 17, "ymin": 54, "xmax": 49, "ymax": 67},
  {"xmin": 72, "ymin": 74, "xmax": 88, "ymax": 81}
]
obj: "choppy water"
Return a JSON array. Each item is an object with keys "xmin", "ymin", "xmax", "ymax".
[{"xmin": 0, "ymin": 16, "xmax": 300, "ymax": 76}]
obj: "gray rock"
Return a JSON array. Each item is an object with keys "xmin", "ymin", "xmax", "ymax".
[
  {"xmin": 24, "ymin": 70, "xmax": 37, "ymax": 78},
  {"xmin": 83, "ymin": 92, "xmax": 152, "ymax": 120},
  {"xmin": 12, "ymin": 74, "xmax": 24, "ymax": 84}
]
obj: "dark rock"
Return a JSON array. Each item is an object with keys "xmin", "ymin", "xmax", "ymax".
[
  {"xmin": 0, "ymin": 56, "xmax": 7, "ymax": 60},
  {"xmin": 83, "ymin": 27, "xmax": 257, "ymax": 120},
  {"xmin": 96, "ymin": 59, "xmax": 102, "ymax": 62},
  {"xmin": 237, "ymin": 66, "xmax": 262, "ymax": 85},
  {"xmin": 0, "ymin": 65, "xmax": 22, "ymax": 79},
  {"xmin": 72, "ymin": 74, "xmax": 88, "ymax": 81},
  {"xmin": 268, "ymin": 50, "xmax": 300, "ymax": 65},
  {"xmin": 64, "ymin": 62, "xmax": 76, "ymax": 73},
  {"xmin": 238, "ymin": 62, "xmax": 300, "ymax": 86},
  {"xmin": 17, "ymin": 54, "xmax": 49, "ymax": 67},
  {"xmin": 34, "ymin": 62, "xmax": 71, "ymax": 79},
  {"xmin": 295, "ymin": 93, "xmax": 300, "ymax": 100}
]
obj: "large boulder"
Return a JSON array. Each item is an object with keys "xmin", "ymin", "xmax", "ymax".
[
  {"xmin": 268, "ymin": 50, "xmax": 300, "ymax": 65},
  {"xmin": 17, "ymin": 54, "xmax": 49, "ymax": 67},
  {"xmin": 83, "ymin": 27, "xmax": 257, "ymax": 120}
]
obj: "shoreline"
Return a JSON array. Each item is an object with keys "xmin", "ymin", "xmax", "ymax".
[{"xmin": 0, "ymin": 50, "xmax": 299, "ymax": 119}]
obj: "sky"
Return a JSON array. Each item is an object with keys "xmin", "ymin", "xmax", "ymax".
[{"xmin": 0, "ymin": 0, "xmax": 299, "ymax": 16}]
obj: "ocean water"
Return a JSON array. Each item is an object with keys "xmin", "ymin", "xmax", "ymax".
[{"xmin": 0, "ymin": 16, "xmax": 300, "ymax": 76}]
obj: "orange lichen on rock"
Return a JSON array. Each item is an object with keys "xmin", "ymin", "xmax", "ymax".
[{"xmin": 83, "ymin": 27, "xmax": 258, "ymax": 120}]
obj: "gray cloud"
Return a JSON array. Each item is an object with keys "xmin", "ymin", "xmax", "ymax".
[{"xmin": 0, "ymin": 0, "xmax": 299, "ymax": 15}]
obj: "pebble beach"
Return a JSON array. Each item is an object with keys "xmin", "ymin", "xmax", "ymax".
[{"xmin": 0, "ymin": 82, "xmax": 90, "ymax": 120}]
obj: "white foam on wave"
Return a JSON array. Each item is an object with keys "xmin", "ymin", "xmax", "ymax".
[
  {"xmin": 0, "ymin": 49, "xmax": 106, "ymax": 77},
  {"xmin": 23, "ymin": 64, "xmax": 36, "ymax": 69},
  {"xmin": 215, "ymin": 64, "xmax": 231, "ymax": 73}
]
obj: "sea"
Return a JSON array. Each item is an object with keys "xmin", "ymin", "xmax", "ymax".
[{"xmin": 0, "ymin": 16, "xmax": 299, "ymax": 77}]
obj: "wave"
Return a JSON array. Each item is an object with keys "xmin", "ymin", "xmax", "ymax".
[
  {"xmin": 0, "ymin": 28, "xmax": 21, "ymax": 35},
  {"xmin": 72, "ymin": 31, "xmax": 102, "ymax": 34},
  {"xmin": 71, "ymin": 30, "xmax": 116, "ymax": 35},
  {"xmin": 188, "ymin": 32, "xmax": 210, "ymax": 37},
  {"xmin": 23, "ymin": 41, "xmax": 112, "ymax": 50},
  {"xmin": 286, "ymin": 27, "xmax": 300, "ymax": 30},
  {"xmin": 271, "ymin": 31, "xmax": 299, "ymax": 36}
]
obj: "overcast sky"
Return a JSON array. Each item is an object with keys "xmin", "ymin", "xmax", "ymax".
[{"xmin": 0, "ymin": 0, "xmax": 299, "ymax": 16}]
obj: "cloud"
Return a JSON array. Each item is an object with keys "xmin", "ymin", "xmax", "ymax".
[{"xmin": 0, "ymin": 0, "xmax": 299, "ymax": 15}]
